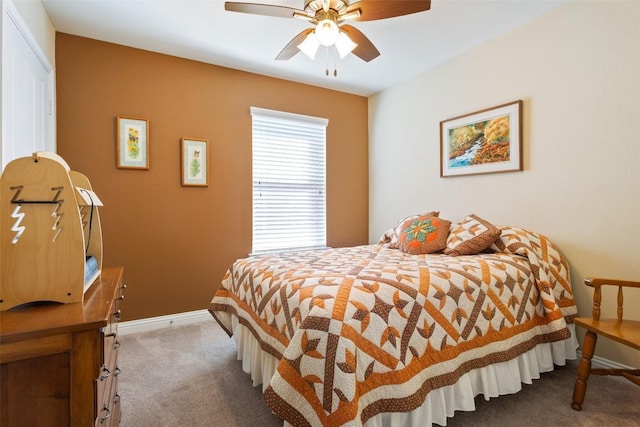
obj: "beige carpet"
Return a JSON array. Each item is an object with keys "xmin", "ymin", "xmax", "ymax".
[{"xmin": 118, "ymin": 320, "xmax": 640, "ymax": 426}]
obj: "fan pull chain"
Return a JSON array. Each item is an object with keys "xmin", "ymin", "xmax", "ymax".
[
  {"xmin": 325, "ymin": 46, "xmax": 330, "ymax": 76},
  {"xmin": 325, "ymin": 47, "xmax": 338, "ymax": 77}
]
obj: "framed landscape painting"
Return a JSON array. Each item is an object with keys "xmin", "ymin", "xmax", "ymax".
[
  {"xmin": 181, "ymin": 137, "xmax": 209, "ymax": 186},
  {"xmin": 440, "ymin": 100, "xmax": 522, "ymax": 177}
]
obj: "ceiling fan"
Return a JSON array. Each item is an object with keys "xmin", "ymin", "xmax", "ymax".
[{"xmin": 224, "ymin": 0, "xmax": 431, "ymax": 63}]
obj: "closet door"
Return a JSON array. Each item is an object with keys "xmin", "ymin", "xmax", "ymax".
[{"xmin": 1, "ymin": 1, "xmax": 55, "ymax": 170}]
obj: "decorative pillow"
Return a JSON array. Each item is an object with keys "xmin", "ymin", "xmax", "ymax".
[
  {"xmin": 444, "ymin": 214, "xmax": 502, "ymax": 256},
  {"xmin": 378, "ymin": 211, "xmax": 440, "ymax": 248},
  {"xmin": 397, "ymin": 215, "xmax": 451, "ymax": 255}
]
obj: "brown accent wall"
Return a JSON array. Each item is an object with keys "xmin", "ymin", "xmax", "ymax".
[{"xmin": 55, "ymin": 33, "xmax": 369, "ymax": 321}]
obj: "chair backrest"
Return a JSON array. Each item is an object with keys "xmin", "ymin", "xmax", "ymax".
[{"xmin": 584, "ymin": 277, "xmax": 640, "ymax": 322}]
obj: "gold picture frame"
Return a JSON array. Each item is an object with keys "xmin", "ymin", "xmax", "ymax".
[
  {"xmin": 181, "ymin": 137, "xmax": 209, "ymax": 187},
  {"xmin": 440, "ymin": 100, "xmax": 522, "ymax": 177},
  {"xmin": 116, "ymin": 116, "xmax": 150, "ymax": 170}
]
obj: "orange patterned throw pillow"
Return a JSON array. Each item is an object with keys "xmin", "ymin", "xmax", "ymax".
[
  {"xmin": 444, "ymin": 214, "xmax": 502, "ymax": 256},
  {"xmin": 379, "ymin": 211, "xmax": 440, "ymax": 248},
  {"xmin": 397, "ymin": 215, "xmax": 451, "ymax": 255}
]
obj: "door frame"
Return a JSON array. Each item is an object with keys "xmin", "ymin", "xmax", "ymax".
[{"xmin": 1, "ymin": 0, "xmax": 56, "ymax": 170}]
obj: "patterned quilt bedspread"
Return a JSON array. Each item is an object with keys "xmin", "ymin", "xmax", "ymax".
[{"xmin": 209, "ymin": 227, "xmax": 577, "ymax": 426}]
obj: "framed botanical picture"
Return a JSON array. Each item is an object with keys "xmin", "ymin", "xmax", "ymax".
[
  {"xmin": 440, "ymin": 100, "xmax": 522, "ymax": 177},
  {"xmin": 117, "ymin": 116, "xmax": 149, "ymax": 169},
  {"xmin": 181, "ymin": 137, "xmax": 209, "ymax": 186}
]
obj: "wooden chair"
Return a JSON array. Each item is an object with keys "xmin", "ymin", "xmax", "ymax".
[{"xmin": 571, "ymin": 277, "xmax": 640, "ymax": 411}]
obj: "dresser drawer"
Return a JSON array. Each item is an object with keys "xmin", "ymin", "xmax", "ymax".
[
  {"xmin": 96, "ymin": 283, "xmax": 124, "ymax": 426},
  {"xmin": 110, "ymin": 390, "xmax": 122, "ymax": 426},
  {"xmin": 96, "ymin": 368, "xmax": 119, "ymax": 426},
  {"xmin": 0, "ymin": 267, "xmax": 124, "ymax": 427},
  {"xmin": 96, "ymin": 336, "xmax": 118, "ymax": 421},
  {"xmin": 106, "ymin": 288, "xmax": 123, "ymax": 338}
]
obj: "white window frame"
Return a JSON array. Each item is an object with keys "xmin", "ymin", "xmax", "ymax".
[{"xmin": 251, "ymin": 107, "xmax": 328, "ymax": 254}]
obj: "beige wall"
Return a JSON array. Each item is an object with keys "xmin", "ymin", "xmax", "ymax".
[
  {"xmin": 9, "ymin": 0, "xmax": 55, "ymax": 65},
  {"xmin": 55, "ymin": 34, "xmax": 369, "ymax": 321},
  {"xmin": 369, "ymin": 1, "xmax": 640, "ymax": 366}
]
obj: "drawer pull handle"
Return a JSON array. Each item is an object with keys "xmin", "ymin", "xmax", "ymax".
[
  {"xmin": 114, "ymin": 394, "xmax": 121, "ymax": 404},
  {"xmin": 106, "ymin": 332, "xmax": 117, "ymax": 338},
  {"xmin": 118, "ymin": 294, "xmax": 125, "ymax": 301},
  {"xmin": 100, "ymin": 366, "xmax": 111, "ymax": 380},
  {"xmin": 114, "ymin": 366, "xmax": 121, "ymax": 377},
  {"xmin": 99, "ymin": 405, "xmax": 111, "ymax": 424},
  {"xmin": 113, "ymin": 309, "xmax": 121, "ymax": 321},
  {"xmin": 114, "ymin": 340, "xmax": 121, "ymax": 350}
]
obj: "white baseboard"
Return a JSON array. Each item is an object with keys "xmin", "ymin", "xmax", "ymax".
[
  {"xmin": 118, "ymin": 309, "xmax": 212, "ymax": 336},
  {"xmin": 576, "ymin": 350, "xmax": 633, "ymax": 370}
]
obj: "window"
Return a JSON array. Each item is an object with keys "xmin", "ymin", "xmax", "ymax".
[{"xmin": 251, "ymin": 107, "xmax": 328, "ymax": 254}]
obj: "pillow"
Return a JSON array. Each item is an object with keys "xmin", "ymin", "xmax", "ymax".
[
  {"xmin": 379, "ymin": 211, "xmax": 440, "ymax": 248},
  {"xmin": 397, "ymin": 215, "xmax": 451, "ymax": 255},
  {"xmin": 443, "ymin": 214, "xmax": 502, "ymax": 256}
]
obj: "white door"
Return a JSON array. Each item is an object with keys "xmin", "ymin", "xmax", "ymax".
[{"xmin": 1, "ymin": 0, "xmax": 55, "ymax": 170}]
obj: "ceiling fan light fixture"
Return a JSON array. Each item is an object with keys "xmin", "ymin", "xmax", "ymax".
[
  {"xmin": 315, "ymin": 18, "xmax": 339, "ymax": 46},
  {"xmin": 297, "ymin": 32, "xmax": 320, "ymax": 59},
  {"xmin": 226, "ymin": 0, "xmax": 431, "ymax": 64},
  {"xmin": 335, "ymin": 31, "xmax": 357, "ymax": 59}
]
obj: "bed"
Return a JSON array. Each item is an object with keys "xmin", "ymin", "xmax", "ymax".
[{"xmin": 209, "ymin": 216, "xmax": 578, "ymax": 427}]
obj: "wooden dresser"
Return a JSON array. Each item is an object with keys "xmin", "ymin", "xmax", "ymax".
[{"xmin": 0, "ymin": 267, "xmax": 125, "ymax": 426}]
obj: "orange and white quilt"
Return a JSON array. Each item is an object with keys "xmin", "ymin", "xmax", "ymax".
[{"xmin": 209, "ymin": 227, "xmax": 577, "ymax": 426}]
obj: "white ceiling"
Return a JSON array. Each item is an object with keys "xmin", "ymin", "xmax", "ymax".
[{"xmin": 41, "ymin": 0, "xmax": 565, "ymax": 97}]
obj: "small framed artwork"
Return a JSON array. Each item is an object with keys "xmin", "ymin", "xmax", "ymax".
[
  {"xmin": 440, "ymin": 100, "xmax": 522, "ymax": 177},
  {"xmin": 117, "ymin": 116, "xmax": 150, "ymax": 169},
  {"xmin": 181, "ymin": 137, "xmax": 209, "ymax": 186}
]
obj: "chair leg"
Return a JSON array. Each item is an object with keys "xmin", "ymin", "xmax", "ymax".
[{"xmin": 572, "ymin": 330, "xmax": 597, "ymax": 411}]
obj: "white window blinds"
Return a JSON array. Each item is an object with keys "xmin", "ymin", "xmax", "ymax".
[{"xmin": 251, "ymin": 107, "xmax": 328, "ymax": 254}]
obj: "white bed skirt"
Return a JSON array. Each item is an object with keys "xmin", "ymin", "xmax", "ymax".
[{"xmin": 229, "ymin": 316, "xmax": 578, "ymax": 427}]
